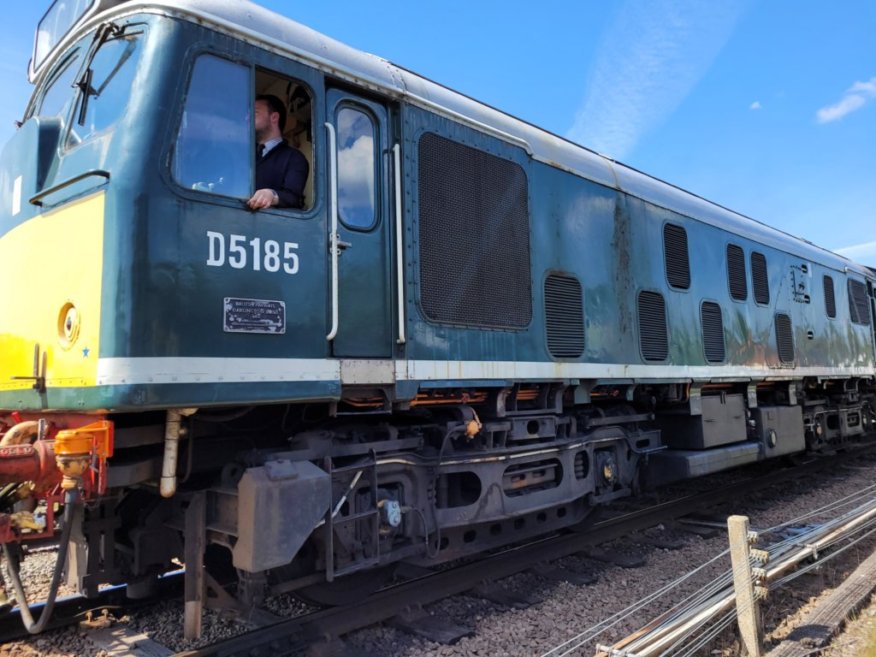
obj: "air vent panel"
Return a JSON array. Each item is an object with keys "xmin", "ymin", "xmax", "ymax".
[
  {"xmin": 638, "ymin": 291, "xmax": 668, "ymax": 361},
  {"xmin": 544, "ymin": 274, "xmax": 585, "ymax": 358}
]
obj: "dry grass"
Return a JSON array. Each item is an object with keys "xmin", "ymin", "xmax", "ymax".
[{"xmin": 864, "ymin": 620, "xmax": 876, "ymax": 657}]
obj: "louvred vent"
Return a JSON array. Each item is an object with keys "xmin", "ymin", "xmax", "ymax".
[
  {"xmin": 544, "ymin": 274, "xmax": 585, "ymax": 358},
  {"xmin": 663, "ymin": 224, "xmax": 690, "ymax": 289},
  {"xmin": 701, "ymin": 301, "xmax": 725, "ymax": 363},
  {"xmin": 751, "ymin": 252, "xmax": 770, "ymax": 305},
  {"xmin": 775, "ymin": 313, "xmax": 795, "ymax": 363},
  {"xmin": 823, "ymin": 275, "xmax": 836, "ymax": 319},
  {"xmin": 638, "ymin": 291, "xmax": 668, "ymax": 361},
  {"xmin": 727, "ymin": 244, "xmax": 747, "ymax": 301}
]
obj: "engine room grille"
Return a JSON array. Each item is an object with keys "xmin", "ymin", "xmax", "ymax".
[
  {"xmin": 775, "ymin": 313, "xmax": 795, "ymax": 363},
  {"xmin": 544, "ymin": 274, "xmax": 585, "ymax": 358},
  {"xmin": 848, "ymin": 278, "xmax": 871, "ymax": 325},
  {"xmin": 726, "ymin": 244, "xmax": 747, "ymax": 301},
  {"xmin": 663, "ymin": 223, "xmax": 690, "ymax": 289},
  {"xmin": 701, "ymin": 301, "xmax": 725, "ymax": 363},
  {"xmin": 638, "ymin": 291, "xmax": 668, "ymax": 361},
  {"xmin": 418, "ymin": 132, "xmax": 532, "ymax": 328},
  {"xmin": 823, "ymin": 275, "xmax": 836, "ymax": 319},
  {"xmin": 751, "ymin": 252, "xmax": 770, "ymax": 305}
]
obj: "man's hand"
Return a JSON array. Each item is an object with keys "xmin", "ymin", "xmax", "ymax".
[{"xmin": 248, "ymin": 188, "xmax": 277, "ymax": 210}]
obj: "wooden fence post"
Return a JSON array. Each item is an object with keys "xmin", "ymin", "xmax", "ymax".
[{"xmin": 728, "ymin": 515, "xmax": 762, "ymax": 657}]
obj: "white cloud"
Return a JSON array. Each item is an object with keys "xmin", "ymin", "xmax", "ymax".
[
  {"xmin": 816, "ymin": 76, "xmax": 876, "ymax": 124},
  {"xmin": 850, "ymin": 78, "xmax": 876, "ymax": 95},
  {"xmin": 834, "ymin": 240, "xmax": 876, "ymax": 266},
  {"xmin": 749, "ymin": 101, "xmax": 761, "ymax": 110},
  {"xmin": 566, "ymin": 0, "xmax": 749, "ymax": 160}
]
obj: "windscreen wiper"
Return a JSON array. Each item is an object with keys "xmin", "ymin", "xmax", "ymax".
[{"xmin": 74, "ymin": 21, "xmax": 123, "ymax": 126}]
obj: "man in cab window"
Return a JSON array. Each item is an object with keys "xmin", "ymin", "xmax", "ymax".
[{"xmin": 248, "ymin": 94, "xmax": 309, "ymax": 210}]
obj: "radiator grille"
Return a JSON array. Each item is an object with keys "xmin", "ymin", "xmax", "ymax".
[
  {"xmin": 701, "ymin": 301, "xmax": 725, "ymax": 363},
  {"xmin": 848, "ymin": 278, "xmax": 871, "ymax": 325},
  {"xmin": 775, "ymin": 313, "xmax": 795, "ymax": 363},
  {"xmin": 751, "ymin": 252, "xmax": 770, "ymax": 305},
  {"xmin": 727, "ymin": 244, "xmax": 747, "ymax": 301},
  {"xmin": 418, "ymin": 132, "xmax": 532, "ymax": 328},
  {"xmin": 663, "ymin": 224, "xmax": 690, "ymax": 289},
  {"xmin": 638, "ymin": 291, "xmax": 668, "ymax": 361},
  {"xmin": 544, "ymin": 274, "xmax": 585, "ymax": 358},
  {"xmin": 823, "ymin": 275, "xmax": 836, "ymax": 319}
]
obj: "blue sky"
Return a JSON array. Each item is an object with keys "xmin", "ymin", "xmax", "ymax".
[{"xmin": 3, "ymin": 1, "xmax": 874, "ymax": 264}]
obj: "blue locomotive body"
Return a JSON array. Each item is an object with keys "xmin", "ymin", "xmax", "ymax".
[{"xmin": 0, "ymin": 0, "xmax": 873, "ymax": 630}]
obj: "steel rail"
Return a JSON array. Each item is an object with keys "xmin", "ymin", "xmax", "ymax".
[
  {"xmin": 599, "ymin": 469, "xmax": 876, "ymax": 657},
  {"xmin": 0, "ymin": 571, "xmax": 183, "ymax": 643},
  {"xmin": 601, "ymin": 507, "xmax": 876, "ymax": 657}
]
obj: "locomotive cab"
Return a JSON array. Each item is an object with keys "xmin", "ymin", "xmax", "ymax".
[{"xmin": 0, "ymin": 0, "xmax": 410, "ymax": 628}]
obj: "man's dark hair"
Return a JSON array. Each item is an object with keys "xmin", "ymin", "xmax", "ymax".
[{"xmin": 257, "ymin": 94, "xmax": 287, "ymax": 133}]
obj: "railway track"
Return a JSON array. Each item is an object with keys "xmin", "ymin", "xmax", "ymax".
[
  {"xmin": 0, "ymin": 572, "xmax": 183, "ymax": 642},
  {"xmin": 1, "ymin": 445, "xmax": 872, "ymax": 655}
]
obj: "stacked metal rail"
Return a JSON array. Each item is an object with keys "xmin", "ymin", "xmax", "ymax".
[{"xmin": 536, "ymin": 481, "xmax": 876, "ymax": 657}]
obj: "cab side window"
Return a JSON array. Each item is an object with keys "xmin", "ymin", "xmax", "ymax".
[
  {"xmin": 173, "ymin": 54, "xmax": 251, "ymax": 198},
  {"xmin": 173, "ymin": 56, "xmax": 314, "ymax": 210}
]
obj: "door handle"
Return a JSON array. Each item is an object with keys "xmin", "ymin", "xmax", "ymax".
[{"xmin": 328, "ymin": 232, "xmax": 352, "ymax": 252}]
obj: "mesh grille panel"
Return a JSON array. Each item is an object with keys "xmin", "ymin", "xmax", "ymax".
[
  {"xmin": 823, "ymin": 275, "xmax": 836, "ymax": 319},
  {"xmin": 751, "ymin": 252, "xmax": 770, "ymax": 305},
  {"xmin": 775, "ymin": 313, "xmax": 795, "ymax": 363},
  {"xmin": 727, "ymin": 244, "xmax": 747, "ymax": 301},
  {"xmin": 638, "ymin": 291, "xmax": 668, "ymax": 361},
  {"xmin": 663, "ymin": 224, "xmax": 690, "ymax": 289},
  {"xmin": 701, "ymin": 301, "xmax": 725, "ymax": 363},
  {"xmin": 544, "ymin": 274, "xmax": 585, "ymax": 358},
  {"xmin": 418, "ymin": 133, "xmax": 532, "ymax": 328},
  {"xmin": 848, "ymin": 279, "xmax": 871, "ymax": 325}
]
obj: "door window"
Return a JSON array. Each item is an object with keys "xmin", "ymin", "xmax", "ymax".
[{"xmin": 337, "ymin": 106, "xmax": 376, "ymax": 229}]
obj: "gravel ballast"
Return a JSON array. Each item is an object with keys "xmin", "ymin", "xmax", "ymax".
[{"xmin": 1, "ymin": 453, "xmax": 875, "ymax": 657}]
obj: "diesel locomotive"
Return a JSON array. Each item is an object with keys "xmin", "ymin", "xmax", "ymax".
[{"xmin": 1, "ymin": 0, "xmax": 874, "ymax": 636}]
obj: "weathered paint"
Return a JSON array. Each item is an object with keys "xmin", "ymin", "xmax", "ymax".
[{"xmin": 0, "ymin": 6, "xmax": 873, "ymax": 415}]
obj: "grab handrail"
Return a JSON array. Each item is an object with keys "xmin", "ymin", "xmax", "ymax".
[
  {"xmin": 29, "ymin": 169, "xmax": 110, "ymax": 207},
  {"xmin": 325, "ymin": 123, "xmax": 339, "ymax": 341},
  {"xmin": 392, "ymin": 143, "xmax": 406, "ymax": 345}
]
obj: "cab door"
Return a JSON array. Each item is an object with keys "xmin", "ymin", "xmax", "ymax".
[{"xmin": 325, "ymin": 89, "xmax": 394, "ymax": 358}]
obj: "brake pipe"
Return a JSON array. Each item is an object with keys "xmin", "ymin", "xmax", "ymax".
[
  {"xmin": 2, "ymin": 488, "xmax": 78, "ymax": 634},
  {"xmin": 159, "ymin": 408, "xmax": 198, "ymax": 498}
]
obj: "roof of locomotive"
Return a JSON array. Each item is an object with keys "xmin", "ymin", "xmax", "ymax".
[{"xmin": 59, "ymin": 0, "xmax": 867, "ymax": 278}]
